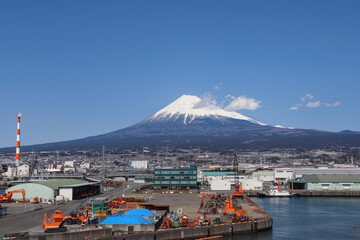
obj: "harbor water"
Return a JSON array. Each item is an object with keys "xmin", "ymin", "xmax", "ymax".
[{"xmin": 224, "ymin": 197, "xmax": 360, "ymax": 240}]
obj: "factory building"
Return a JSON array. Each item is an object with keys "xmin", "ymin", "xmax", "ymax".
[
  {"xmin": 16, "ymin": 164, "xmax": 29, "ymax": 177},
  {"xmin": 303, "ymin": 174, "xmax": 360, "ymax": 190},
  {"xmin": 252, "ymin": 170, "xmax": 273, "ymax": 182},
  {"xmin": 273, "ymin": 168, "xmax": 294, "ymax": 183},
  {"xmin": 154, "ymin": 165, "xmax": 198, "ymax": 189},
  {"xmin": 203, "ymin": 172, "xmax": 236, "ymax": 183},
  {"xmin": 6, "ymin": 179, "xmax": 99, "ymax": 201}
]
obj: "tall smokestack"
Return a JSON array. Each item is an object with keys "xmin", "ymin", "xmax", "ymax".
[
  {"xmin": 15, "ymin": 113, "xmax": 21, "ymax": 167},
  {"xmin": 56, "ymin": 151, "xmax": 59, "ymax": 167}
]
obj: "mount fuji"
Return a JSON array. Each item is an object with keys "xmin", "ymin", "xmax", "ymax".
[{"xmin": 5, "ymin": 95, "xmax": 360, "ymax": 151}]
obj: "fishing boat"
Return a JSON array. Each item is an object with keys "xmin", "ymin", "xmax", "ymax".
[{"xmin": 258, "ymin": 179, "xmax": 299, "ymax": 198}]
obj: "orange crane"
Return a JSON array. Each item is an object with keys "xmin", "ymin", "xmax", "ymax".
[
  {"xmin": 223, "ymin": 154, "xmax": 245, "ymax": 221},
  {"xmin": 199, "ymin": 193, "xmax": 213, "ymax": 209},
  {"xmin": 0, "ymin": 189, "xmax": 25, "ymax": 202}
]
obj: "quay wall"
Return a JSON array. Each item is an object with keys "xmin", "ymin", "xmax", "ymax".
[
  {"xmin": 244, "ymin": 190, "xmax": 360, "ymax": 197},
  {"xmin": 292, "ymin": 190, "xmax": 360, "ymax": 197},
  {"xmin": 24, "ymin": 218, "xmax": 272, "ymax": 240}
]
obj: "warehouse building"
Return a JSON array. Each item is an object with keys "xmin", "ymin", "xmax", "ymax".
[
  {"xmin": 303, "ymin": 174, "xmax": 360, "ymax": 190},
  {"xmin": 6, "ymin": 179, "xmax": 100, "ymax": 201},
  {"xmin": 59, "ymin": 181, "xmax": 101, "ymax": 200}
]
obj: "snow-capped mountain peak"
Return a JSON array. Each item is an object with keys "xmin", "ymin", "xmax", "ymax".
[{"xmin": 151, "ymin": 95, "xmax": 266, "ymax": 125}]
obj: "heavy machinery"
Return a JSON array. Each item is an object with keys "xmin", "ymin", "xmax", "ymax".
[
  {"xmin": 199, "ymin": 193, "xmax": 213, "ymax": 209},
  {"xmin": 43, "ymin": 210, "xmax": 67, "ymax": 233},
  {"xmin": 33, "ymin": 197, "xmax": 39, "ymax": 204},
  {"xmin": 43, "ymin": 206, "xmax": 92, "ymax": 232},
  {"xmin": 107, "ymin": 196, "xmax": 143, "ymax": 210},
  {"xmin": 224, "ymin": 198, "xmax": 245, "ymax": 219},
  {"xmin": 160, "ymin": 217, "xmax": 174, "ymax": 229},
  {"xmin": 194, "ymin": 215, "xmax": 211, "ymax": 226},
  {"xmin": 65, "ymin": 206, "xmax": 92, "ymax": 225},
  {"xmin": 0, "ymin": 189, "xmax": 25, "ymax": 202}
]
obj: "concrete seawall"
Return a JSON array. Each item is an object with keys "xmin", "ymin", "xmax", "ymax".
[
  {"xmin": 23, "ymin": 218, "xmax": 272, "ymax": 240},
  {"xmin": 96, "ymin": 219, "xmax": 272, "ymax": 240}
]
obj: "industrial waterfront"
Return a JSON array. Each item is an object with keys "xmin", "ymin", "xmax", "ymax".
[{"xmin": 2, "ymin": 113, "xmax": 360, "ymax": 239}]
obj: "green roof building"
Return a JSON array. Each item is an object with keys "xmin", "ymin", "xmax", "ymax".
[
  {"xmin": 6, "ymin": 179, "xmax": 88, "ymax": 201},
  {"xmin": 303, "ymin": 174, "xmax": 360, "ymax": 190}
]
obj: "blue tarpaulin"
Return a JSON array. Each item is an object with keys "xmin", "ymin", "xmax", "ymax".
[
  {"xmin": 125, "ymin": 209, "xmax": 158, "ymax": 217},
  {"xmin": 99, "ymin": 214, "xmax": 154, "ymax": 225}
]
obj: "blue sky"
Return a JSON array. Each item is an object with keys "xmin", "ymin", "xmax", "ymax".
[{"xmin": 1, "ymin": 0, "xmax": 359, "ymax": 147}]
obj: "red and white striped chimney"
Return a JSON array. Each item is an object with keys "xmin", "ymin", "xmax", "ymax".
[{"xmin": 15, "ymin": 113, "xmax": 21, "ymax": 167}]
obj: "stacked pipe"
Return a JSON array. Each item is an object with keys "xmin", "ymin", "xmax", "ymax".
[{"xmin": 15, "ymin": 113, "xmax": 21, "ymax": 167}]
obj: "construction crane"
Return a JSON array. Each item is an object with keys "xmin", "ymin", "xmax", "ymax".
[
  {"xmin": 0, "ymin": 189, "xmax": 25, "ymax": 202},
  {"xmin": 233, "ymin": 153, "xmax": 243, "ymax": 197},
  {"xmin": 223, "ymin": 154, "xmax": 245, "ymax": 221}
]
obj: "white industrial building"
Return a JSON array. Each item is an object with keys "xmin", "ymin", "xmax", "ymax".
[
  {"xmin": 63, "ymin": 161, "xmax": 76, "ymax": 173},
  {"xmin": 252, "ymin": 170, "xmax": 273, "ymax": 182},
  {"xmin": 80, "ymin": 162, "xmax": 91, "ymax": 169},
  {"xmin": 239, "ymin": 179, "xmax": 263, "ymax": 190},
  {"xmin": 222, "ymin": 174, "xmax": 246, "ymax": 184},
  {"xmin": 2, "ymin": 167, "xmax": 17, "ymax": 178},
  {"xmin": 131, "ymin": 160, "xmax": 148, "ymax": 169},
  {"xmin": 16, "ymin": 164, "xmax": 29, "ymax": 177},
  {"xmin": 210, "ymin": 179, "xmax": 231, "ymax": 190},
  {"xmin": 273, "ymin": 168, "xmax": 294, "ymax": 183},
  {"xmin": 209, "ymin": 178, "xmax": 263, "ymax": 191}
]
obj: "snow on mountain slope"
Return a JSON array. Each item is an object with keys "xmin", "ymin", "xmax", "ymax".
[{"xmin": 151, "ymin": 95, "xmax": 267, "ymax": 125}]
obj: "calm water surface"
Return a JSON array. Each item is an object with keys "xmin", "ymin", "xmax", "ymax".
[{"xmin": 223, "ymin": 197, "xmax": 360, "ymax": 240}]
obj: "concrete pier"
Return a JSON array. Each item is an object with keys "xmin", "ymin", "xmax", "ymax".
[{"xmin": 17, "ymin": 194, "xmax": 272, "ymax": 240}]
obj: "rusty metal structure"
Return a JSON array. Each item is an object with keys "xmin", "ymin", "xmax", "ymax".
[{"xmin": 198, "ymin": 193, "xmax": 229, "ymax": 214}]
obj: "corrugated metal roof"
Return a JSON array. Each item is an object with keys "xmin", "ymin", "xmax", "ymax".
[
  {"xmin": 204, "ymin": 172, "xmax": 236, "ymax": 176},
  {"xmin": 303, "ymin": 174, "xmax": 360, "ymax": 183},
  {"xmin": 99, "ymin": 214, "xmax": 154, "ymax": 225},
  {"xmin": 60, "ymin": 182, "xmax": 100, "ymax": 188},
  {"xmin": 125, "ymin": 209, "xmax": 158, "ymax": 217},
  {"xmin": 37, "ymin": 179, "xmax": 86, "ymax": 190}
]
